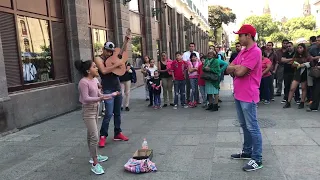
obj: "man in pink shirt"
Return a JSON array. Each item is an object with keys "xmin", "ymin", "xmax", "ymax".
[{"xmin": 226, "ymin": 24, "xmax": 263, "ymax": 172}]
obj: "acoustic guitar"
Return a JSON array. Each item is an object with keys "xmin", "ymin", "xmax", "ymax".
[{"xmin": 105, "ymin": 28, "xmax": 132, "ymax": 76}]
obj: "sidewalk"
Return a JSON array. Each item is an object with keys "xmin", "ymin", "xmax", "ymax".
[{"xmin": 0, "ymin": 77, "xmax": 319, "ymax": 180}]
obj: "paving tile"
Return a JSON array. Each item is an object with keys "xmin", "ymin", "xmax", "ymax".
[{"xmin": 264, "ymin": 129, "xmax": 317, "ymax": 146}]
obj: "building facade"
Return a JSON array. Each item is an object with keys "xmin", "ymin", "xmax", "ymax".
[
  {"xmin": 0, "ymin": 0, "xmax": 209, "ymax": 132},
  {"xmin": 314, "ymin": 0, "xmax": 320, "ymax": 30}
]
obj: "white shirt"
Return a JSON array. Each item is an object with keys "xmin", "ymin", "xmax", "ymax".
[
  {"xmin": 182, "ymin": 51, "xmax": 200, "ymax": 61},
  {"xmin": 148, "ymin": 66, "xmax": 157, "ymax": 77},
  {"xmin": 23, "ymin": 63, "xmax": 37, "ymax": 81}
]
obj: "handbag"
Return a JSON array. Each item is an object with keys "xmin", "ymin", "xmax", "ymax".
[
  {"xmin": 309, "ymin": 67, "xmax": 320, "ymax": 78},
  {"xmin": 201, "ymin": 70, "xmax": 219, "ymax": 81}
]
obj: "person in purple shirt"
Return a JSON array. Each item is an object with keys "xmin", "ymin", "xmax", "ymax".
[{"xmin": 226, "ymin": 24, "xmax": 263, "ymax": 172}]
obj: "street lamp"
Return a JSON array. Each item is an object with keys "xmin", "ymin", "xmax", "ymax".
[
  {"xmin": 152, "ymin": 2, "xmax": 167, "ymax": 17},
  {"xmin": 123, "ymin": 0, "xmax": 131, "ymax": 5}
]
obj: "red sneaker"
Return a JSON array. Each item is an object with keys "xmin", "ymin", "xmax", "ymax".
[
  {"xmin": 113, "ymin": 133, "xmax": 129, "ymax": 141},
  {"xmin": 99, "ymin": 136, "xmax": 106, "ymax": 148}
]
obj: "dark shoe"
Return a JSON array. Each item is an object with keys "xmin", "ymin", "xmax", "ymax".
[
  {"xmin": 170, "ymin": 103, "xmax": 174, "ymax": 106},
  {"xmin": 281, "ymin": 99, "xmax": 287, "ymax": 104},
  {"xmin": 125, "ymin": 107, "xmax": 130, "ymax": 111},
  {"xmin": 211, "ymin": 104, "xmax": 218, "ymax": 111},
  {"xmin": 148, "ymin": 104, "xmax": 153, "ymax": 107},
  {"xmin": 275, "ymin": 93, "xmax": 281, "ymax": 96},
  {"xmin": 163, "ymin": 104, "xmax": 168, "ymax": 107},
  {"xmin": 306, "ymin": 108, "xmax": 318, "ymax": 112},
  {"xmin": 243, "ymin": 159, "xmax": 263, "ymax": 172},
  {"xmin": 283, "ymin": 102, "xmax": 291, "ymax": 108},
  {"xmin": 295, "ymin": 100, "xmax": 301, "ymax": 105},
  {"xmin": 206, "ymin": 104, "xmax": 213, "ymax": 110},
  {"xmin": 298, "ymin": 102, "xmax": 304, "ymax": 109},
  {"xmin": 121, "ymin": 107, "xmax": 123, "ymax": 111},
  {"xmin": 146, "ymin": 98, "xmax": 149, "ymax": 101},
  {"xmin": 218, "ymin": 99, "xmax": 222, "ymax": 103},
  {"xmin": 231, "ymin": 152, "xmax": 251, "ymax": 160}
]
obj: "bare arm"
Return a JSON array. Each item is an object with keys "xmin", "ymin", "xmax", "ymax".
[
  {"xmin": 225, "ymin": 62, "xmax": 235, "ymax": 74},
  {"xmin": 94, "ymin": 57, "xmax": 120, "ymax": 75},
  {"xmin": 263, "ymin": 63, "xmax": 272, "ymax": 76}
]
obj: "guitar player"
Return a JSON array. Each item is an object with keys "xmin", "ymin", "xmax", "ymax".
[{"xmin": 94, "ymin": 41, "xmax": 129, "ymax": 148}]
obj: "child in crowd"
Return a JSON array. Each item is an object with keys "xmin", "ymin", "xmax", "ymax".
[
  {"xmin": 188, "ymin": 53, "xmax": 201, "ymax": 108},
  {"xmin": 171, "ymin": 52, "xmax": 188, "ymax": 109},
  {"xmin": 149, "ymin": 70, "xmax": 162, "ymax": 109},
  {"xmin": 198, "ymin": 55, "xmax": 207, "ymax": 108},
  {"xmin": 74, "ymin": 60, "xmax": 118, "ymax": 175},
  {"xmin": 147, "ymin": 59, "xmax": 158, "ymax": 107}
]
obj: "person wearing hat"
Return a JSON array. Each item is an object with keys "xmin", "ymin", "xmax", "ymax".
[
  {"xmin": 94, "ymin": 42, "xmax": 129, "ymax": 148},
  {"xmin": 226, "ymin": 24, "xmax": 263, "ymax": 171}
]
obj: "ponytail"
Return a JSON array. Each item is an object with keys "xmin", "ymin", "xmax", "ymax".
[{"xmin": 74, "ymin": 60, "xmax": 93, "ymax": 77}]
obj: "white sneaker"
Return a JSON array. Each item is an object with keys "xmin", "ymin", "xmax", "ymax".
[{"xmin": 173, "ymin": 105, "xmax": 178, "ymax": 109}]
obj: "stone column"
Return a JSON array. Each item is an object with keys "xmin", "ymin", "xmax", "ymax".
[
  {"xmin": 0, "ymin": 37, "xmax": 9, "ymax": 102},
  {"xmin": 179, "ymin": 16, "xmax": 186, "ymax": 52},
  {"xmin": 160, "ymin": 1, "xmax": 169, "ymax": 55},
  {"xmin": 113, "ymin": 1, "xmax": 132, "ymax": 62},
  {"xmin": 170, "ymin": 8, "xmax": 178, "ymax": 56},
  {"xmin": 63, "ymin": 0, "xmax": 92, "ymax": 85},
  {"xmin": 143, "ymin": 0, "xmax": 157, "ymax": 60}
]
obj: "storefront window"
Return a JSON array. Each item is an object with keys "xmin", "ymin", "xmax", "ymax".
[
  {"xmin": 131, "ymin": 35, "xmax": 143, "ymax": 69},
  {"xmin": 17, "ymin": 16, "xmax": 52, "ymax": 84},
  {"xmin": 92, "ymin": 28, "xmax": 106, "ymax": 57},
  {"xmin": 129, "ymin": 0, "xmax": 139, "ymax": 13}
]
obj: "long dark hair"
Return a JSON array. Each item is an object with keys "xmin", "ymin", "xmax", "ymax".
[
  {"xmin": 74, "ymin": 60, "xmax": 92, "ymax": 77},
  {"xmin": 190, "ymin": 53, "xmax": 197, "ymax": 60},
  {"xmin": 294, "ymin": 43, "xmax": 309, "ymax": 63}
]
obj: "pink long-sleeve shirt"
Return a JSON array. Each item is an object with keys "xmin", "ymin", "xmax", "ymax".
[{"xmin": 78, "ymin": 77, "xmax": 101, "ymax": 104}]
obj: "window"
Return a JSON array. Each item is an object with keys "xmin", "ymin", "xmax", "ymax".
[
  {"xmin": 17, "ymin": 16, "xmax": 53, "ymax": 84},
  {"xmin": 129, "ymin": 0, "xmax": 139, "ymax": 13},
  {"xmin": 92, "ymin": 28, "xmax": 106, "ymax": 57},
  {"xmin": 131, "ymin": 35, "xmax": 143, "ymax": 69}
]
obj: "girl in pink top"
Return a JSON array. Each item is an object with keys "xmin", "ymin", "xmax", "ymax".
[
  {"xmin": 75, "ymin": 60, "xmax": 118, "ymax": 175},
  {"xmin": 260, "ymin": 52, "xmax": 272, "ymax": 104},
  {"xmin": 188, "ymin": 53, "xmax": 201, "ymax": 107}
]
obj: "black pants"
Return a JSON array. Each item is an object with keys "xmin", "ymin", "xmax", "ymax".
[
  {"xmin": 283, "ymin": 73, "xmax": 300, "ymax": 101},
  {"xmin": 307, "ymin": 86, "xmax": 313, "ymax": 101},
  {"xmin": 310, "ymin": 78, "xmax": 320, "ymax": 110},
  {"xmin": 148, "ymin": 87, "xmax": 154, "ymax": 105},
  {"xmin": 269, "ymin": 74, "xmax": 275, "ymax": 99}
]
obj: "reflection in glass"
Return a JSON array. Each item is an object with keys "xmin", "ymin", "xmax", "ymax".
[
  {"xmin": 131, "ymin": 36, "xmax": 142, "ymax": 69},
  {"xmin": 17, "ymin": 16, "xmax": 53, "ymax": 84},
  {"xmin": 129, "ymin": 0, "xmax": 139, "ymax": 13},
  {"xmin": 92, "ymin": 28, "xmax": 106, "ymax": 57}
]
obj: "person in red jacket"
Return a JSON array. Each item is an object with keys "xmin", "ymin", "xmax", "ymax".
[
  {"xmin": 170, "ymin": 52, "xmax": 188, "ymax": 109},
  {"xmin": 198, "ymin": 55, "xmax": 207, "ymax": 108}
]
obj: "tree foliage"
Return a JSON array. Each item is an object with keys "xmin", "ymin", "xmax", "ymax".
[
  {"xmin": 289, "ymin": 29, "xmax": 317, "ymax": 42},
  {"xmin": 266, "ymin": 32, "xmax": 289, "ymax": 43},
  {"xmin": 283, "ymin": 16, "xmax": 316, "ymax": 32},
  {"xmin": 242, "ymin": 14, "xmax": 279, "ymax": 40},
  {"xmin": 208, "ymin": 5, "xmax": 236, "ymax": 43}
]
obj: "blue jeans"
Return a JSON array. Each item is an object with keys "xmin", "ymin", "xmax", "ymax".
[
  {"xmin": 174, "ymin": 80, "xmax": 186, "ymax": 105},
  {"xmin": 235, "ymin": 99, "xmax": 262, "ymax": 162},
  {"xmin": 154, "ymin": 94, "xmax": 161, "ymax": 106},
  {"xmin": 260, "ymin": 76, "xmax": 272, "ymax": 101},
  {"xmin": 189, "ymin": 78, "xmax": 199, "ymax": 102},
  {"xmin": 100, "ymin": 90, "xmax": 122, "ymax": 137}
]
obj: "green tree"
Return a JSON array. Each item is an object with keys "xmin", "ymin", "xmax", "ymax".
[
  {"xmin": 283, "ymin": 16, "xmax": 316, "ymax": 33},
  {"xmin": 208, "ymin": 5, "xmax": 236, "ymax": 43},
  {"xmin": 243, "ymin": 14, "xmax": 279, "ymax": 41},
  {"xmin": 266, "ymin": 32, "xmax": 289, "ymax": 43},
  {"xmin": 289, "ymin": 29, "xmax": 317, "ymax": 41}
]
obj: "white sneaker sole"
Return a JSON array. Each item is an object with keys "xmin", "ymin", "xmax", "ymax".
[
  {"xmin": 91, "ymin": 168, "xmax": 104, "ymax": 175},
  {"xmin": 243, "ymin": 165, "xmax": 263, "ymax": 172}
]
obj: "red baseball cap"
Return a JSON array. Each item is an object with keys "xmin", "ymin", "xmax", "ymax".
[{"xmin": 233, "ymin": 24, "xmax": 256, "ymax": 37}]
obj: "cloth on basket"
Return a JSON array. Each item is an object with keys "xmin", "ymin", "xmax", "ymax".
[{"xmin": 124, "ymin": 158, "xmax": 157, "ymax": 173}]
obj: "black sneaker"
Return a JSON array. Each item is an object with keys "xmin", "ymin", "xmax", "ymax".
[
  {"xmin": 298, "ymin": 102, "xmax": 304, "ymax": 109},
  {"xmin": 283, "ymin": 102, "xmax": 291, "ymax": 108},
  {"xmin": 125, "ymin": 107, "xmax": 130, "ymax": 111},
  {"xmin": 121, "ymin": 107, "xmax": 123, "ymax": 111},
  {"xmin": 146, "ymin": 98, "xmax": 149, "ymax": 101},
  {"xmin": 218, "ymin": 99, "xmax": 222, "ymax": 103},
  {"xmin": 243, "ymin": 159, "xmax": 263, "ymax": 172},
  {"xmin": 170, "ymin": 103, "xmax": 175, "ymax": 106},
  {"xmin": 275, "ymin": 93, "xmax": 281, "ymax": 96},
  {"xmin": 163, "ymin": 104, "xmax": 168, "ymax": 107},
  {"xmin": 281, "ymin": 99, "xmax": 287, "ymax": 104},
  {"xmin": 295, "ymin": 100, "xmax": 301, "ymax": 105},
  {"xmin": 231, "ymin": 152, "xmax": 251, "ymax": 160}
]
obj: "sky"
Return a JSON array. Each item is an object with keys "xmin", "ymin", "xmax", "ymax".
[{"xmin": 208, "ymin": 0, "xmax": 318, "ymax": 41}]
